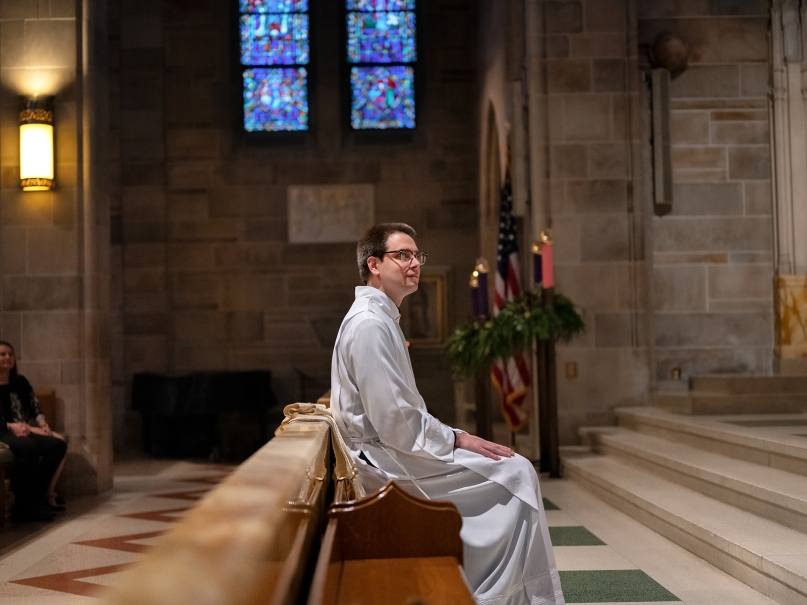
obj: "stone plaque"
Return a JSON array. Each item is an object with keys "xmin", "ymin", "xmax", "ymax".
[{"xmin": 287, "ymin": 185, "xmax": 375, "ymax": 243}]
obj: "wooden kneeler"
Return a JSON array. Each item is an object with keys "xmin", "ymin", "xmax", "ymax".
[{"xmin": 308, "ymin": 481, "xmax": 475, "ymax": 605}]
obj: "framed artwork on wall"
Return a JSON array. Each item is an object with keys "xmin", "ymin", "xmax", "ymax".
[{"xmin": 399, "ymin": 268, "xmax": 449, "ymax": 348}]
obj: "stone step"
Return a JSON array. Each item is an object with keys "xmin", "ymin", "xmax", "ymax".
[
  {"xmin": 652, "ymin": 392, "xmax": 806, "ymax": 415},
  {"xmin": 563, "ymin": 452, "xmax": 807, "ymax": 605},
  {"xmin": 579, "ymin": 426, "xmax": 807, "ymax": 533},
  {"xmin": 616, "ymin": 407, "xmax": 807, "ymax": 477},
  {"xmin": 690, "ymin": 375, "xmax": 807, "ymax": 395}
]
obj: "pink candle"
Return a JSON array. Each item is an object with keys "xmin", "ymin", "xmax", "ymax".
[{"xmin": 542, "ymin": 241, "xmax": 554, "ymax": 288}]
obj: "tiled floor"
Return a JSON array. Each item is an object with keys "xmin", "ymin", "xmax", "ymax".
[
  {"xmin": 0, "ymin": 460, "xmax": 778, "ymax": 604},
  {"xmin": 542, "ymin": 479, "xmax": 778, "ymax": 605},
  {"xmin": 0, "ymin": 460, "xmax": 232, "ymax": 604}
]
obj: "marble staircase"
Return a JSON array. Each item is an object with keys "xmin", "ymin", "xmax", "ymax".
[
  {"xmin": 563, "ymin": 407, "xmax": 807, "ymax": 605},
  {"xmin": 653, "ymin": 375, "xmax": 807, "ymax": 415}
]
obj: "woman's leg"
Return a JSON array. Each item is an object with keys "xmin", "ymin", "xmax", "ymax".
[{"xmin": 0, "ymin": 433, "xmax": 54, "ymax": 520}]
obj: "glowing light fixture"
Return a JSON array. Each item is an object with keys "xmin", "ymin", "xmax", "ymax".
[{"xmin": 19, "ymin": 96, "xmax": 54, "ymax": 191}]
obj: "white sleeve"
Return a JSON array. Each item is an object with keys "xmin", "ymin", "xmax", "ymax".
[{"xmin": 347, "ymin": 316, "xmax": 455, "ymax": 462}]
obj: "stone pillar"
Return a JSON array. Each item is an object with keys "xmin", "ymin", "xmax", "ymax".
[
  {"xmin": 522, "ymin": 0, "xmax": 650, "ymax": 444},
  {"xmin": 0, "ymin": 0, "xmax": 112, "ymax": 495},
  {"xmin": 771, "ymin": 0, "xmax": 807, "ymax": 371}
]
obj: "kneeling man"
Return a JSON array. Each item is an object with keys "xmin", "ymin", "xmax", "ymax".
[{"xmin": 330, "ymin": 223, "xmax": 565, "ymax": 605}]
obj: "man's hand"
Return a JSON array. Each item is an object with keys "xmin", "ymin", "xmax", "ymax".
[
  {"xmin": 455, "ymin": 432, "xmax": 515, "ymax": 461},
  {"xmin": 30, "ymin": 425, "xmax": 51, "ymax": 436},
  {"xmin": 8, "ymin": 422, "xmax": 30, "ymax": 437}
]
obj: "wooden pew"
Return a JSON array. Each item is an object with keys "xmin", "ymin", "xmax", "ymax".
[
  {"xmin": 35, "ymin": 389, "xmax": 59, "ymax": 431},
  {"xmin": 98, "ymin": 420, "xmax": 333, "ymax": 605},
  {"xmin": 0, "ymin": 446, "xmax": 12, "ymax": 527},
  {"xmin": 99, "ymin": 389, "xmax": 476, "ymax": 605},
  {"xmin": 308, "ymin": 481, "xmax": 476, "ymax": 605}
]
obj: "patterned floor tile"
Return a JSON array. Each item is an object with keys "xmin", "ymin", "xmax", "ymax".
[
  {"xmin": 559, "ymin": 570, "xmax": 679, "ymax": 603},
  {"xmin": 0, "ymin": 461, "xmax": 234, "ymax": 603},
  {"xmin": 550, "ymin": 526, "xmax": 606, "ymax": 546}
]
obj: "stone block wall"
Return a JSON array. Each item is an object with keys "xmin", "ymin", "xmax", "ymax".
[
  {"xmin": 542, "ymin": 0, "xmax": 650, "ymax": 442},
  {"xmin": 638, "ymin": 0, "xmax": 774, "ymax": 379},
  {"xmin": 0, "ymin": 0, "xmax": 113, "ymax": 494},
  {"xmin": 109, "ymin": 0, "xmax": 480, "ymax": 451}
]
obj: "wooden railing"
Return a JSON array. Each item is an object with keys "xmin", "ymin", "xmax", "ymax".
[{"xmin": 100, "ymin": 395, "xmax": 475, "ymax": 605}]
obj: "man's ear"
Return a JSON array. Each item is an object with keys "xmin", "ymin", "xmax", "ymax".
[{"xmin": 367, "ymin": 256, "xmax": 381, "ymax": 276}]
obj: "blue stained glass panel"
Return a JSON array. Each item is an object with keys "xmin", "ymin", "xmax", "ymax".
[
  {"xmin": 244, "ymin": 68, "xmax": 308, "ymax": 131},
  {"xmin": 347, "ymin": 12, "xmax": 415, "ymax": 63},
  {"xmin": 351, "ymin": 66, "xmax": 415, "ymax": 129},
  {"xmin": 241, "ymin": 14, "xmax": 309, "ymax": 65},
  {"xmin": 239, "ymin": 0, "xmax": 308, "ymax": 13},
  {"xmin": 347, "ymin": 0, "xmax": 415, "ymax": 10}
]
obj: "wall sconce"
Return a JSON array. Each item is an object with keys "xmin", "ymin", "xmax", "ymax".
[{"xmin": 19, "ymin": 96, "xmax": 54, "ymax": 191}]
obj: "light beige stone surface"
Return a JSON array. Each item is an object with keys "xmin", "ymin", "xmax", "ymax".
[{"xmin": 544, "ymin": 479, "xmax": 780, "ymax": 605}]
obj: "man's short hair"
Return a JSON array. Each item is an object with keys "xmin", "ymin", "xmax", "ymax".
[{"xmin": 357, "ymin": 222, "xmax": 417, "ymax": 284}]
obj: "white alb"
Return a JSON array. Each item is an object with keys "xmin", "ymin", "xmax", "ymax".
[{"xmin": 331, "ymin": 286, "xmax": 565, "ymax": 605}]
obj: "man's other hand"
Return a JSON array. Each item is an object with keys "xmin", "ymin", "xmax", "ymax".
[{"xmin": 455, "ymin": 432, "xmax": 515, "ymax": 461}]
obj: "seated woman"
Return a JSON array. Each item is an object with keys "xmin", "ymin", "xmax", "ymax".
[{"xmin": 0, "ymin": 341, "xmax": 67, "ymax": 522}]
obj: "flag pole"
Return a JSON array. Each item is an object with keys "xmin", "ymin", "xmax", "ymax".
[
  {"xmin": 538, "ymin": 231, "xmax": 561, "ymax": 478},
  {"xmin": 471, "ymin": 260, "xmax": 493, "ymax": 442}
]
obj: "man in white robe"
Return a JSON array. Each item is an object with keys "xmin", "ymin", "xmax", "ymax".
[{"xmin": 331, "ymin": 223, "xmax": 565, "ymax": 605}]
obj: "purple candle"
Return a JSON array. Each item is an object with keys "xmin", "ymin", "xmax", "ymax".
[
  {"xmin": 477, "ymin": 271, "xmax": 489, "ymax": 317},
  {"xmin": 470, "ymin": 272, "xmax": 480, "ymax": 317},
  {"xmin": 532, "ymin": 242, "xmax": 543, "ymax": 286}
]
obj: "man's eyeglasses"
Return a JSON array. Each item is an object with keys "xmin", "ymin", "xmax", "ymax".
[{"xmin": 383, "ymin": 249, "xmax": 428, "ymax": 265}]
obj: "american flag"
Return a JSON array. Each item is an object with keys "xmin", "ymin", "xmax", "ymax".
[{"xmin": 491, "ymin": 174, "xmax": 531, "ymax": 431}]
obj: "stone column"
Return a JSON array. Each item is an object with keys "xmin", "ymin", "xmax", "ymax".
[
  {"xmin": 771, "ymin": 0, "xmax": 807, "ymax": 371},
  {"xmin": 0, "ymin": 0, "xmax": 112, "ymax": 495}
]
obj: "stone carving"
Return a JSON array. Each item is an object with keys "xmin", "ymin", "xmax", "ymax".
[
  {"xmin": 650, "ymin": 32, "xmax": 690, "ymax": 74},
  {"xmin": 287, "ymin": 185, "xmax": 375, "ymax": 244}
]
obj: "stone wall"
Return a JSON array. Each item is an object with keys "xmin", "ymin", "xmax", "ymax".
[
  {"xmin": 109, "ymin": 0, "xmax": 480, "ymax": 451},
  {"xmin": 541, "ymin": 0, "xmax": 650, "ymax": 442},
  {"xmin": 638, "ymin": 0, "xmax": 774, "ymax": 379},
  {"xmin": 0, "ymin": 0, "xmax": 113, "ymax": 494}
]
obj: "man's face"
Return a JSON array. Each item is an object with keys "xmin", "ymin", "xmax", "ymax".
[{"xmin": 372, "ymin": 232, "xmax": 421, "ymax": 304}]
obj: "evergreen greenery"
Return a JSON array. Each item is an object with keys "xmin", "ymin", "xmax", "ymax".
[{"xmin": 446, "ymin": 290, "xmax": 585, "ymax": 377}]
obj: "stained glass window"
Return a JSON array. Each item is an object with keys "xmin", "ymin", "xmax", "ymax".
[
  {"xmin": 240, "ymin": 0, "xmax": 308, "ymax": 12},
  {"xmin": 347, "ymin": 12, "xmax": 416, "ymax": 63},
  {"xmin": 241, "ymin": 14, "xmax": 309, "ymax": 65},
  {"xmin": 351, "ymin": 66, "xmax": 414, "ymax": 129},
  {"xmin": 244, "ymin": 68, "xmax": 308, "ymax": 132},
  {"xmin": 347, "ymin": 0, "xmax": 416, "ymax": 130},
  {"xmin": 347, "ymin": 0, "xmax": 414, "ymax": 10},
  {"xmin": 240, "ymin": 0, "xmax": 309, "ymax": 131}
]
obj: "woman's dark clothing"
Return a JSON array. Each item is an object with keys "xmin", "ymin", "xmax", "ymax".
[{"xmin": 0, "ymin": 376, "xmax": 66, "ymax": 518}]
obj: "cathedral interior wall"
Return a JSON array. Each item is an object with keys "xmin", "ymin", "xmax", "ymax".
[
  {"xmin": 0, "ymin": 0, "xmax": 782, "ymax": 467},
  {"xmin": 541, "ymin": 0, "xmax": 649, "ymax": 444},
  {"xmin": 638, "ymin": 0, "xmax": 774, "ymax": 380},
  {"xmin": 108, "ymin": 0, "xmax": 481, "ymax": 452},
  {"xmin": 0, "ymin": 0, "xmax": 113, "ymax": 493},
  {"xmin": 478, "ymin": 0, "xmax": 776, "ymax": 445}
]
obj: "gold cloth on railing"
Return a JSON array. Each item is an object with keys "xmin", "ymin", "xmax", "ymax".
[{"xmin": 276, "ymin": 402, "xmax": 366, "ymax": 500}]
